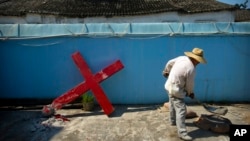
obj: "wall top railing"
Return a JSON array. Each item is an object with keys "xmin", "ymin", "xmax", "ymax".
[{"xmin": 0, "ymin": 22, "xmax": 250, "ymax": 39}]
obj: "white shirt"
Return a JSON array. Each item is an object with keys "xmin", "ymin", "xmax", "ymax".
[{"xmin": 164, "ymin": 56, "xmax": 195, "ymax": 98}]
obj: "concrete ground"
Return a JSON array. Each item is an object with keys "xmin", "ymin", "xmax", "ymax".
[{"xmin": 0, "ymin": 103, "xmax": 250, "ymax": 141}]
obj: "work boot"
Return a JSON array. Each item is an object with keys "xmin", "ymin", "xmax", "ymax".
[{"xmin": 178, "ymin": 133, "xmax": 193, "ymax": 141}]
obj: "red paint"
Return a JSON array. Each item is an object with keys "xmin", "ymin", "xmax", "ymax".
[
  {"xmin": 54, "ymin": 114, "xmax": 70, "ymax": 122},
  {"xmin": 43, "ymin": 51, "xmax": 124, "ymax": 116}
]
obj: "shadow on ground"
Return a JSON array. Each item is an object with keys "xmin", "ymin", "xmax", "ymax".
[{"xmin": 0, "ymin": 110, "xmax": 63, "ymax": 141}]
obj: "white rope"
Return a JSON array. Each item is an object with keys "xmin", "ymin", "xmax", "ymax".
[{"xmin": 213, "ymin": 22, "xmax": 232, "ymax": 33}]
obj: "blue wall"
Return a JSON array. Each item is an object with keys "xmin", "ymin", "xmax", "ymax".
[{"xmin": 1, "ymin": 24, "xmax": 250, "ymax": 104}]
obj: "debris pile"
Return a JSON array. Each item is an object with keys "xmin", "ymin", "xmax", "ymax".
[
  {"xmin": 193, "ymin": 114, "xmax": 231, "ymax": 134},
  {"xmin": 159, "ymin": 102, "xmax": 232, "ymax": 134}
]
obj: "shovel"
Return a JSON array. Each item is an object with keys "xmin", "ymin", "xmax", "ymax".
[{"xmin": 193, "ymin": 97, "xmax": 228, "ymax": 115}]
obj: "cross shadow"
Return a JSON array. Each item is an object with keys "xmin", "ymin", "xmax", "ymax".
[
  {"xmin": 62, "ymin": 104, "xmax": 159, "ymax": 118},
  {"xmin": 64, "ymin": 107, "xmax": 105, "ymax": 118}
]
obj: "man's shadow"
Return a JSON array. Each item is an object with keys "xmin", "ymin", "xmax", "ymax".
[{"xmin": 186, "ymin": 122, "xmax": 229, "ymax": 139}]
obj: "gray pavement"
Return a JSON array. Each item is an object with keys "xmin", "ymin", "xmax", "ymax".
[{"xmin": 0, "ymin": 103, "xmax": 250, "ymax": 141}]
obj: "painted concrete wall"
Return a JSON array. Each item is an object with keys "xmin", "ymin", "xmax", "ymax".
[
  {"xmin": 0, "ymin": 23, "xmax": 249, "ymax": 104},
  {"xmin": 1, "ymin": 35, "xmax": 249, "ymax": 104},
  {"xmin": 0, "ymin": 11, "xmax": 234, "ymax": 24}
]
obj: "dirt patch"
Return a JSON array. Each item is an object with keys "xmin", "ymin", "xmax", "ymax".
[
  {"xmin": 243, "ymin": 111, "xmax": 250, "ymax": 124},
  {"xmin": 231, "ymin": 104, "xmax": 250, "ymax": 124}
]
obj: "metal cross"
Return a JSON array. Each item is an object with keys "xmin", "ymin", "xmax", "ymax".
[{"xmin": 42, "ymin": 51, "xmax": 124, "ymax": 116}]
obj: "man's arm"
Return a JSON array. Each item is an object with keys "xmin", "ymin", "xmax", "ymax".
[
  {"xmin": 162, "ymin": 58, "xmax": 176, "ymax": 77},
  {"xmin": 185, "ymin": 70, "xmax": 195, "ymax": 98}
]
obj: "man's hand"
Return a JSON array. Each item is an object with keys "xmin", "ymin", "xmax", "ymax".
[
  {"xmin": 188, "ymin": 93, "xmax": 195, "ymax": 99},
  {"xmin": 162, "ymin": 71, "xmax": 169, "ymax": 78}
]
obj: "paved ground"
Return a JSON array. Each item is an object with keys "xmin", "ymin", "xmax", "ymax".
[{"xmin": 0, "ymin": 103, "xmax": 250, "ymax": 141}]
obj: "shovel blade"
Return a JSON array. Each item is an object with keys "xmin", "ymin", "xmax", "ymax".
[{"xmin": 202, "ymin": 103, "xmax": 228, "ymax": 115}]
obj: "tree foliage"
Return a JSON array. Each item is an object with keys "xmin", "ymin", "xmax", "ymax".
[{"xmin": 235, "ymin": 0, "xmax": 249, "ymax": 9}]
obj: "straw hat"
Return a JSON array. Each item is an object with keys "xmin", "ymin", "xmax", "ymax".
[{"xmin": 184, "ymin": 48, "xmax": 207, "ymax": 64}]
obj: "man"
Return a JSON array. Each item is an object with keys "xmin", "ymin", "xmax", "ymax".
[{"xmin": 162, "ymin": 47, "xmax": 207, "ymax": 141}]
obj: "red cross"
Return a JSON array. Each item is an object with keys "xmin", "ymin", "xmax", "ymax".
[{"xmin": 42, "ymin": 51, "xmax": 124, "ymax": 116}]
